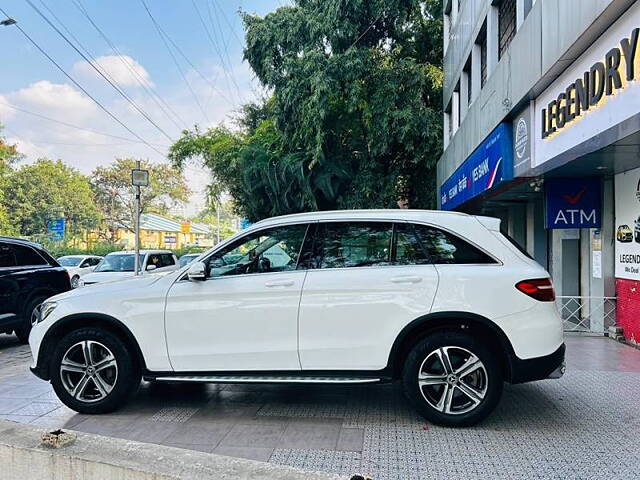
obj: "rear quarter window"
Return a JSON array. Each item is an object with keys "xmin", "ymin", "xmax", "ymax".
[{"xmin": 411, "ymin": 224, "xmax": 497, "ymax": 265}]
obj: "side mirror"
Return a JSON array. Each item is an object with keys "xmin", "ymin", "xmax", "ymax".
[
  {"xmin": 187, "ymin": 261, "xmax": 207, "ymax": 281},
  {"xmin": 146, "ymin": 264, "xmax": 157, "ymax": 272}
]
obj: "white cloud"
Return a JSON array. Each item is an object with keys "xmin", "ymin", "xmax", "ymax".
[
  {"xmin": 10, "ymin": 81, "xmax": 96, "ymax": 120},
  {"xmin": 73, "ymin": 55, "xmax": 153, "ymax": 87},
  {"xmin": 0, "ymin": 94, "xmax": 15, "ymax": 123}
]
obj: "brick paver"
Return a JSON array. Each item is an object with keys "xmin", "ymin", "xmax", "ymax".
[{"xmin": 1, "ymin": 333, "xmax": 639, "ymax": 479}]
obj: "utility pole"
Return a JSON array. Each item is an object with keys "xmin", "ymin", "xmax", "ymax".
[
  {"xmin": 131, "ymin": 161, "xmax": 149, "ymax": 276},
  {"xmin": 216, "ymin": 201, "xmax": 221, "ymax": 244}
]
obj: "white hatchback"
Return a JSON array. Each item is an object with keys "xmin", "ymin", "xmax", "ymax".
[{"xmin": 29, "ymin": 210, "xmax": 564, "ymax": 427}]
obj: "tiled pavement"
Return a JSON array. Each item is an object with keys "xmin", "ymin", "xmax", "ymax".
[{"xmin": 1, "ymin": 333, "xmax": 640, "ymax": 479}]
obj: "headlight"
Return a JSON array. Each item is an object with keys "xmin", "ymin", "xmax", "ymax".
[{"xmin": 34, "ymin": 301, "xmax": 57, "ymax": 325}]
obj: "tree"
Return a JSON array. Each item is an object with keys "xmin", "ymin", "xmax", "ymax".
[
  {"xmin": 3, "ymin": 159, "xmax": 100, "ymax": 238},
  {"xmin": 0, "ymin": 123, "xmax": 23, "ymax": 235},
  {"xmin": 91, "ymin": 158, "xmax": 190, "ymax": 242},
  {"xmin": 170, "ymin": 0, "xmax": 443, "ymax": 221}
]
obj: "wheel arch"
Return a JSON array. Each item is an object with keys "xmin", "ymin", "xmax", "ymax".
[
  {"xmin": 387, "ymin": 312, "xmax": 517, "ymax": 382},
  {"xmin": 35, "ymin": 313, "xmax": 146, "ymax": 381}
]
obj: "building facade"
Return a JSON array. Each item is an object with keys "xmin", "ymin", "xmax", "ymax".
[
  {"xmin": 115, "ymin": 213, "xmax": 213, "ymax": 250},
  {"xmin": 438, "ymin": 0, "xmax": 640, "ymax": 342}
]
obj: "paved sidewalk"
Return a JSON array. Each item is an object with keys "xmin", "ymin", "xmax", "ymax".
[{"xmin": 1, "ymin": 333, "xmax": 639, "ymax": 479}]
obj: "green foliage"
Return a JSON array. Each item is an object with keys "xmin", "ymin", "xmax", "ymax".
[
  {"xmin": 43, "ymin": 242, "xmax": 126, "ymax": 259},
  {"xmin": 170, "ymin": 0, "xmax": 443, "ymax": 221},
  {"xmin": 0, "ymin": 123, "xmax": 22, "ymax": 235},
  {"xmin": 3, "ymin": 159, "xmax": 100, "ymax": 238},
  {"xmin": 91, "ymin": 158, "xmax": 190, "ymax": 242}
]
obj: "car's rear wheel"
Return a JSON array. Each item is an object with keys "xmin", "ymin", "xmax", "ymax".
[
  {"xmin": 402, "ymin": 331, "xmax": 503, "ymax": 427},
  {"xmin": 15, "ymin": 295, "xmax": 48, "ymax": 344},
  {"xmin": 50, "ymin": 328, "xmax": 140, "ymax": 414}
]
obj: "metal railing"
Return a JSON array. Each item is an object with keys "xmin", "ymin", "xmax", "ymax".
[{"xmin": 556, "ymin": 296, "xmax": 617, "ymax": 334}]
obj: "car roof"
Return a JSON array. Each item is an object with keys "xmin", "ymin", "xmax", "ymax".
[
  {"xmin": 0, "ymin": 236, "xmax": 43, "ymax": 249},
  {"xmin": 106, "ymin": 250, "xmax": 175, "ymax": 255},
  {"xmin": 58, "ymin": 254, "xmax": 102, "ymax": 258},
  {"xmin": 252, "ymin": 209, "xmax": 472, "ymax": 230}
]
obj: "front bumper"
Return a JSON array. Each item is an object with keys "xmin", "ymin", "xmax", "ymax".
[{"xmin": 509, "ymin": 343, "xmax": 566, "ymax": 384}]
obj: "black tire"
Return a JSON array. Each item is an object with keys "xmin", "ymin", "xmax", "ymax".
[
  {"xmin": 50, "ymin": 328, "xmax": 141, "ymax": 414},
  {"xmin": 70, "ymin": 275, "xmax": 80, "ymax": 289},
  {"xmin": 402, "ymin": 331, "xmax": 503, "ymax": 427},
  {"xmin": 15, "ymin": 296, "xmax": 47, "ymax": 344}
]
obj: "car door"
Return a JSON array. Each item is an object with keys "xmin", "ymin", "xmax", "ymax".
[
  {"xmin": 297, "ymin": 221, "xmax": 439, "ymax": 371},
  {"xmin": 164, "ymin": 223, "xmax": 310, "ymax": 372},
  {"xmin": 0, "ymin": 242, "xmax": 19, "ymax": 328}
]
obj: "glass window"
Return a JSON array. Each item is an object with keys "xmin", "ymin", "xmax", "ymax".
[
  {"xmin": 207, "ymin": 224, "xmax": 308, "ymax": 277},
  {"xmin": 0, "ymin": 243, "xmax": 17, "ymax": 268},
  {"xmin": 309, "ymin": 222, "xmax": 392, "ymax": 270},
  {"xmin": 412, "ymin": 224, "xmax": 496, "ymax": 265},
  {"xmin": 393, "ymin": 223, "xmax": 430, "ymax": 265},
  {"xmin": 498, "ymin": 0, "xmax": 517, "ymax": 59},
  {"xmin": 94, "ymin": 254, "xmax": 142, "ymax": 272},
  {"xmin": 89, "ymin": 257, "xmax": 102, "ymax": 266},
  {"xmin": 160, "ymin": 254, "xmax": 175, "ymax": 267},
  {"xmin": 58, "ymin": 256, "xmax": 83, "ymax": 267},
  {"xmin": 14, "ymin": 245, "xmax": 47, "ymax": 266}
]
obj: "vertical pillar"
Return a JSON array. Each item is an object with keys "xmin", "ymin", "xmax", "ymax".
[
  {"xmin": 526, "ymin": 202, "xmax": 535, "ymax": 257},
  {"xmin": 451, "ymin": 91, "xmax": 460, "ymax": 135},
  {"xmin": 444, "ymin": 13, "xmax": 450, "ymax": 53},
  {"xmin": 460, "ymin": 71, "xmax": 469, "ymax": 121},
  {"xmin": 471, "ymin": 43, "xmax": 481, "ymax": 103},
  {"xmin": 444, "ymin": 112, "xmax": 451, "ymax": 148},
  {"xmin": 516, "ymin": 0, "xmax": 525, "ymax": 30}
]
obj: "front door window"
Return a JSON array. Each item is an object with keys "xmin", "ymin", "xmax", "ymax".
[{"xmin": 207, "ymin": 224, "xmax": 308, "ymax": 277}]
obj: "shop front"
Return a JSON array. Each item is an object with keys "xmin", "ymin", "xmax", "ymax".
[{"xmin": 439, "ymin": 2, "xmax": 640, "ymax": 340}]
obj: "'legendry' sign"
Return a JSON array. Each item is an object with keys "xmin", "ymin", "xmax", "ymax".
[{"xmin": 541, "ymin": 27, "xmax": 639, "ymax": 138}]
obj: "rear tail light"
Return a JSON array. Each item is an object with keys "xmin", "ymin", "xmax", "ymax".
[{"xmin": 515, "ymin": 278, "xmax": 556, "ymax": 302}]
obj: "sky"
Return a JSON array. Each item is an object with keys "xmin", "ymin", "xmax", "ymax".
[{"xmin": 0, "ymin": 0, "xmax": 286, "ymax": 216}]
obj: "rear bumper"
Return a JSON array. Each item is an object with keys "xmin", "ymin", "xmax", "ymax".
[{"xmin": 509, "ymin": 343, "xmax": 566, "ymax": 384}]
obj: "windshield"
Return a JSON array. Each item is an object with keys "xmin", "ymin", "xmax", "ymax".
[
  {"xmin": 179, "ymin": 254, "xmax": 199, "ymax": 267},
  {"xmin": 94, "ymin": 254, "xmax": 143, "ymax": 272},
  {"xmin": 57, "ymin": 256, "xmax": 83, "ymax": 267}
]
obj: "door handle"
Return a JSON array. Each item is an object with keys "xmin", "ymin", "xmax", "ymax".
[
  {"xmin": 264, "ymin": 280, "xmax": 295, "ymax": 288},
  {"xmin": 391, "ymin": 275, "xmax": 422, "ymax": 284}
]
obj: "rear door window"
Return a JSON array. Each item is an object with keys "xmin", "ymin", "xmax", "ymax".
[
  {"xmin": 307, "ymin": 222, "xmax": 392, "ymax": 269},
  {"xmin": 13, "ymin": 245, "xmax": 48, "ymax": 266},
  {"xmin": 0, "ymin": 243, "xmax": 17, "ymax": 268}
]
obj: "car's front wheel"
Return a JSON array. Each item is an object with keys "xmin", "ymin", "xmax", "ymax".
[
  {"xmin": 50, "ymin": 328, "xmax": 140, "ymax": 414},
  {"xmin": 70, "ymin": 275, "xmax": 81, "ymax": 289},
  {"xmin": 402, "ymin": 331, "xmax": 503, "ymax": 427}
]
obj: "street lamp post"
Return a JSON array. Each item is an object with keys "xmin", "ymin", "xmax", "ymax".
[{"xmin": 131, "ymin": 162, "xmax": 149, "ymax": 276}]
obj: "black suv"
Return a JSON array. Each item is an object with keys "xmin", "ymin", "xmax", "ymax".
[{"xmin": 0, "ymin": 237, "xmax": 71, "ymax": 343}]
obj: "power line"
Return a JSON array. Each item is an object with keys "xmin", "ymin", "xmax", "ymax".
[
  {"xmin": 208, "ymin": 0, "xmax": 246, "ymax": 103},
  {"xmin": 190, "ymin": 0, "xmax": 235, "ymax": 104},
  {"xmin": 0, "ymin": 100, "xmax": 167, "ymax": 145},
  {"xmin": 70, "ymin": 0, "xmax": 188, "ymax": 131},
  {"xmin": 141, "ymin": 0, "xmax": 236, "ymax": 109},
  {"xmin": 139, "ymin": 0, "xmax": 212, "ymax": 124},
  {"xmin": 0, "ymin": 6, "xmax": 165, "ymax": 156},
  {"xmin": 25, "ymin": 0, "xmax": 175, "ymax": 142}
]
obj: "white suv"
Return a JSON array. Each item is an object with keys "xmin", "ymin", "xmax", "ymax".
[{"xmin": 29, "ymin": 210, "xmax": 564, "ymax": 427}]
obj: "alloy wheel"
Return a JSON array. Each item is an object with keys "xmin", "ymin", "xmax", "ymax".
[
  {"xmin": 59, "ymin": 340, "xmax": 118, "ymax": 403},
  {"xmin": 417, "ymin": 346, "xmax": 488, "ymax": 415}
]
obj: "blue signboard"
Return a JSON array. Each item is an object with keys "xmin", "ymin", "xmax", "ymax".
[
  {"xmin": 545, "ymin": 177, "xmax": 601, "ymax": 229},
  {"xmin": 440, "ymin": 123, "xmax": 514, "ymax": 210},
  {"xmin": 47, "ymin": 218, "xmax": 65, "ymax": 241},
  {"xmin": 239, "ymin": 219, "xmax": 252, "ymax": 230}
]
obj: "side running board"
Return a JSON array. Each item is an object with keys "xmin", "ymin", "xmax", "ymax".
[{"xmin": 150, "ymin": 374, "xmax": 384, "ymax": 384}]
